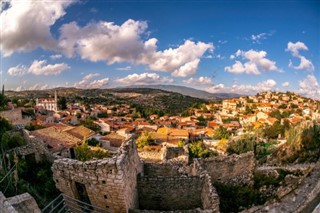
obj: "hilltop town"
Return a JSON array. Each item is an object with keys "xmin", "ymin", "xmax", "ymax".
[{"xmin": 0, "ymin": 88, "xmax": 320, "ymax": 213}]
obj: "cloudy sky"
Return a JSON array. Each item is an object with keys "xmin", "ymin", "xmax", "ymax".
[{"xmin": 1, "ymin": 0, "xmax": 319, "ymax": 99}]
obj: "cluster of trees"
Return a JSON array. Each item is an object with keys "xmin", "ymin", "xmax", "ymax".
[{"xmin": 131, "ymin": 104, "xmax": 165, "ymax": 119}]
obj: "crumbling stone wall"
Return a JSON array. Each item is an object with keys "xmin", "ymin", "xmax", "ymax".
[
  {"xmin": 198, "ymin": 152, "xmax": 255, "ymax": 185},
  {"xmin": 0, "ymin": 192, "xmax": 41, "ymax": 213},
  {"xmin": 137, "ymin": 154, "xmax": 219, "ymax": 212},
  {"xmin": 7, "ymin": 130, "xmax": 52, "ymax": 163},
  {"xmin": 162, "ymin": 145, "xmax": 189, "ymax": 163},
  {"xmin": 138, "ymin": 176, "xmax": 203, "ymax": 211},
  {"xmin": 143, "ymin": 163, "xmax": 186, "ymax": 177},
  {"xmin": 138, "ymin": 149, "xmax": 164, "ymax": 162},
  {"xmin": 52, "ymin": 139, "xmax": 142, "ymax": 213}
]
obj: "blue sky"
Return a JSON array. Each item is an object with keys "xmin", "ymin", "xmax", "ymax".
[{"xmin": 1, "ymin": 0, "xmax": 319, "ymax": 99}]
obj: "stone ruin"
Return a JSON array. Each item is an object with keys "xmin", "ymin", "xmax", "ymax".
[
  {"xmin": 0, "ymin": 192, "xmax": 41, "ymax": 213},
  {"xmin": 52, "ymin": 139, "xmax": 258, "ymax": 213}
]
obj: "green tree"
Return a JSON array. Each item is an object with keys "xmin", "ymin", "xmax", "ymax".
[
  {"xmin": 136, "ymin": 131, "xmax": 155, "ymax": 148},
  {"xmin": 263, "ymin": 121, "xmax": 283, "ymax": 139},
  {"xmin": 189, "ymin": 141, "xmax": 217, "ymax": 158},
  {"xmin": 227, "ymin": 134, "xmax": 256, "ymax": 155},
  {"xmin": 196, "ymin": 116, "xmax": 207, "ymax": 126},
  {"xmin": 81, "ymin": 117, "xmax": 100, "ymax": 132},
  {"xmin": 57, "ymin": 96, "xmax": 67, "ymax": 110},
  {"xmin": 212, "ymin": 126, "xmax": 230, "ymax": 140}
]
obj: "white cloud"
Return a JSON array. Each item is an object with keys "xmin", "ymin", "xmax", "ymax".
[
  {"xmin": 15, "ymin": 85, "xmax": 24, "ymax": 91},
  {"xmin": 225, "ymin": 49, "xmax": 277, "ymax": 75},
  {"xmin": 0, "ymin": 0, "xmax": 74, "ymax": 56},
  {"xmin": 206, "ymin": 84, "xmax": 225, "ymax": 93},
  {"xmin": 28, "ymin": 60, "xmax": 70, "ymax": 75},
  {"xmin": 7, "ymin": 60, "xmax": 70, "ymax": 76},
  {"xmin": 8, "ymin": 65, "xmax": 27, "ymax": 76},
  {"xmin": 286, "ymin": 41, "xmax": 308, "ymax": 57},
  {"xmin": 206, "ymin": 79, "xmax": 277, "ymax": 94},
  {"xmin": 58, "ymin": 19, "xmax": 213, "ymax": 77},
  {"xmin": 116, "ymin": 66, "xmax": 132, "ymax": 71},
  {"xmin": 73, "ymin": 73, "xmax": 109, "ymax": 89},
  {"xmin": 298, "ymin": 75, "xmax": 320, "ymax": 99},
  {"xmin": 183, "ymin": 76, "xmax": 213, "ymax": 86},
  {"xmin": 28, "ymin": 84, "xmax": 49, "ymax": 91},
  {"xmin": 50, "ymin": 54, "xmax": 63, "ymax": 60},
  {"xmin": 171, "ymin": 59, "xmax": 200, "ymax": 77},
  {"xmin": 115, "ymin": 73, "xmax": 173, "ymax": 85},
  {"xmin": 87, "ymin": 78, "xmax": 110, "ymax": 88},
  {"xmin": 251, "ymin": 33, "xmax": 267, "ymax": 43},
  {"xmin": 286, "ymin": 41, "xmax": 314, "ymax": 71},
  {"xmin": 289, "ymin": 56, "xmax": 314, "ymax": 71},
  {"xmin": 282, "ymin": 82, "xmax": 290, "ymax": 87}
]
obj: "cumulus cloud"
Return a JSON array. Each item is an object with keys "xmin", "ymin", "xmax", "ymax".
[
  {"xmin": 206, "ymin": 84, "xmax": 225, "ymax": 93},
  {"xmin": 298, "ymin": 75, "xmax": 320, "ymax": 99},
  {"xmin": 1, "ymin": 1, "xmax": 212, "ymax": 77},
  {"xmin": 73, "ymin": 73, "xmax": 109, "ymax": 89},
  {"xmin": 286, "ymin": 41, "xmax": 314, "ymax": 71},
  {"xmin": 0, "ymin": 0, "xmax": 74, "ymax": 56},
  {"xmin": 28, "ymin": 60, "xmax": 70, "ymax": 75},
  {"xmin": 8, "ymin": 65, "xmax": 28, "ymax": 76},
  {"xmin": 286, "ymin": 41, "xmax": 308, "ymax": 57},
  {"xmin": 7, "ymin": 60, "xmax": 70, "ymax": 76},
  {"xmin": 183, "ymin": 76, "xmax": 213, "ymax": 86},
  {"xmin": 28, "ymin": 84, "xmax": 49, "ymax": 91},
  {"xmin": 282, "ymin": 82, "xmax": 290, "ymax": 87},
  {"xmin": 225, "ymin": 49, "xmax": 277, "ymax": 75},
  {"xmin": 115, "ymin": 73, "xmax": 173, "ymax": 85},
  {"xmin": 58, "ymin": 19, "xmax": 213, "ymax": 77},
  {"xmin": 171, "ymin": 59, "xmax": 200, "ymax": 77},
  {"xmin": 206, "ymin": 79, "xmax": 277, "ymax": 94}
]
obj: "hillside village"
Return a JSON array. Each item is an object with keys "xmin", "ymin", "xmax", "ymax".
[
  {"xmin": 2, "ymin": 90, "xmax": 319, "ymax": 151},
  {"xmin": 0, "ymin": 89, "xmax": 320, "ymax": 212}
]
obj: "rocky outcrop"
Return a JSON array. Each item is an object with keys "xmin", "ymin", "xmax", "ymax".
[{"xmin": 242, "ymin": 160, "xmax": 320, "ymax": 213}]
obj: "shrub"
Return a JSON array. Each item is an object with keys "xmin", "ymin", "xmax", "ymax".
[
  {"xmin": 75, "ymin": 141, "xmax": 110, "ymax": 161},
  {"xmin": 136, "ymin": 131, "xmax": 155, "ymax": 148},
  {"xmin": 189, "ymin": 141, "xmax": 217, "ymax": 158}
]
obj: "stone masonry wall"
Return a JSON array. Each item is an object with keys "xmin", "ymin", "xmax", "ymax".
[
  {"xmin": 7, "ymin": 130, "xmax": 52, "ymax": 163},
  {"xmin": 162, "ymin": 146, "xmax": 189, "ymax": 164},
  {"xmin": 198, "ymin": 152, "xmax": 255, "ymax": 185},
  {"xmin": 138, "ymin": 176, "xmax": 203, "ymax": 211},
  {"xmin": 143, "ymin": 163, "xmax": 185, "ymax": 177},
  {"xmin": 52, "ymin": 139, "xmax": 142, "ymax": 213}
]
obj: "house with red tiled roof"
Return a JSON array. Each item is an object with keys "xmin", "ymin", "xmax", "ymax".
[{"xmin": 266, "ymin": 117, "xmax": 278, "ymax": 125}]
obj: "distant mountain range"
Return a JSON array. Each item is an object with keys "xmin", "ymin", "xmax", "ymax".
[{"xmin": 125, "ymin": 84, "xmax": 241, "ymax": 100}]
